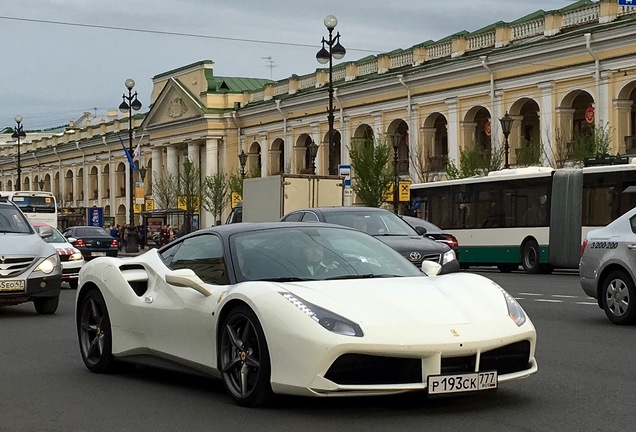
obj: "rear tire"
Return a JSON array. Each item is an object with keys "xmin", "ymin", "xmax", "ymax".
[
  {"xmin": 521, "ymin": 240, "xmax": 541, "ymax": 274},
  {"xmin": 78, "ymin": 289, "xmax": 116, "ymax": 373},
  {"xmin": 33, "ymin": 296, "xmax": 59, "ymax": 314},
  {"xmin": 601, "ymin": 270, "xmax": 636, "ymax": 325}
]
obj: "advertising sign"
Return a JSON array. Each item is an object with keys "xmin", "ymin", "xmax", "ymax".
[{"xmin": 86, "ymin": 207, "xmax": 104, "ymax": 227}]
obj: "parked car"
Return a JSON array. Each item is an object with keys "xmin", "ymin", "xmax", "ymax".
[
  {"xmin": 75, "ymin": 222, "xmax": 536, "ymax": 407},
  {"xmin": 33, "ymin": 223, "xmax": 84, "ymax": 289},
  {"xmin": 281, "ymin": 206, "xmax": 459, "ymax": 274},
  {"xmin": 62, "ymin": 226, "xmax": 119, "ymax": 261},
  {"xmin": 402, "ymin": 215, "xmax": 460, "ymax": 256},
  {"xmin": 580, "ymin": 207, "xmax": 636, "ymax": 325},
  {"xmin": 0, "ymin": 197, "xmax": 62, "ymax": 314}
]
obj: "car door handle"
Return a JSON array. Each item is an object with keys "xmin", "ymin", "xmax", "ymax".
[
  {"xmin": 628, "ymin": 244, "xmax": 636, "ymax": 250},
  {"xmin": 144, "ymin": 296, "xmax": 154, "ymax": 303}
]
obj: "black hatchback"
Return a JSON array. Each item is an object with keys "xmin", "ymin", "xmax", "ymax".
[
  {"xmin": 281, "ymin": 207, "xmax": 459, "ymax": 274},
  {"xmin": 62, "ymin": 226, "xmax": 119, "ymax": 261}
]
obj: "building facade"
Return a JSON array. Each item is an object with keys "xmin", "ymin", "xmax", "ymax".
[{"xmin": 2, "ymin": 0, "xmax": 636, "ymax": 228}]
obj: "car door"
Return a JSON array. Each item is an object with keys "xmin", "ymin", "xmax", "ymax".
[{"xmin": 139, "ymin": 234, "xmax": 230, "ymax": 367}]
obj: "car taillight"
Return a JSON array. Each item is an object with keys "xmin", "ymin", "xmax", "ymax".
[
  {"xmin": 581, "ymin": 239, "xmax": 588, "ymax": 256},
  {"xmin": 111, "ymin": 239, "xmax": 118, "ymax": 248},
  {"xmin": 444, "ymin": 235, "xmax": 459, "ymax": 250},
  {"xmin": 74, "ymin": 239, "xmax": 85, "ymax": 247}
]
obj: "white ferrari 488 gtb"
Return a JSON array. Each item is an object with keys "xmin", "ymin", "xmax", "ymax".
[{"xmin": 75, "ymin": 222, "xmax": 537, "ymax": 406}]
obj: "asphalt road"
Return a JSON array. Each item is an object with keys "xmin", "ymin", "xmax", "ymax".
[{"xmin": 2, "ymin": 269, "xmax": 636, "ymax": 432}]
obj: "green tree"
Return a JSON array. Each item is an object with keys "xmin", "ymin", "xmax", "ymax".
[
  {"xmin": 348, "ymin": 136, "xmax": 394, "ymax": 207},
  {"xmin": 151, "ymin": 171, "xmax": 178, "ymax": 209},
  {"xmin": 178, "ymin": 159, "xmax": 204, "ymax": 234},
  {"xmin": 571, "ymin": 123, "xmax": 612, "ymax": 161},
  {"xmin": 202, "ymin": 172, "xmax": 230, "ymax": 224},
  {"xmin": 228, "ymin": 171, "xmax": 246, "ymax": 197},
  {"xmin": 445, "ymin": 146, "xmax": 503, "ymax": 179}
]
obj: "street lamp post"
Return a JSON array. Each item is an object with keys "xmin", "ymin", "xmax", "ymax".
[
  {"xmin": 308, "ymin": 140, "xmax": 319, "ymax": 175},
  {"xmin": 499, "ymin": 112, "xmax": 514, "ymax": 169},
  {"xmin": 316, "ymin": 15, "xmax": 346, "ymax": 176},
  {"xmin": 11, "ymin": 115, "xmax": 26, "ymax": 191},
  {"xmin": 118, "ymin": 78, "xmax": 142, "ymax": 253},
  {"xmin": 238, "ymin": 150, "xmax": 248, "ymax": 179},
  {"xmin": 392, "ymin": 134, "xmax": 401, "ymax": 214}
]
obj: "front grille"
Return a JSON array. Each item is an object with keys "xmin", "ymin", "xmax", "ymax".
[
  {"xmin": 406, "ymin": 253, "xmax": 441, "ymax": 267},
  {"xmin": 59, "ymin": 255, "xmax": 70, "ymax": 262},
  {"xmin": 480, "ymin": 340, "xmax": 531, "ymax": 375},
  {"xmin": 325, "ymin": 354, "xmax": 422, "ymax": 385},
  {"xmin": 0, "ymin": 257, "xmax": 36, "ymax": 278},
  {"xmin": 441, "ymin": 355, "xmax": 477, "ymax": 374}
]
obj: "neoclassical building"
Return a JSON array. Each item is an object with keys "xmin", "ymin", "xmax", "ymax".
[{"xmin": 2, "ymin": 0, "xmax": 636, "ymax": 228}]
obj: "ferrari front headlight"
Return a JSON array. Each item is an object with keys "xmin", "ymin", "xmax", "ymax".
[
  {"xmin": 442, "ymin": 249, "xmax": 456, "ymax": 265},
  {"xmin": 36, "ymin": 254, "xmax": 60, "ymax": 274},
  {"xmin": 282, "ymin": 293, "xmax": 363, "ymax": 337},
  {"xmin": 495, "ymin": 283, "xmax": 526, "ymax": 326}
]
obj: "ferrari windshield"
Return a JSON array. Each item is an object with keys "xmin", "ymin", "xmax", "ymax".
[{"xmin": 231, "ymin": 226, "xmax": 422, "ymax": 282}]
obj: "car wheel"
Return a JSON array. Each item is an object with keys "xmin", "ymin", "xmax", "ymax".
[
  {"xmin": 497, "ymin": 264, "xmax": 518, "ymax": 273},
  {"xmin": 33, "ymin": 296, "xmax": 59, "ymax": 314},
  {"xmin": 68, "ymin": 280, "xmax": 79, "ymax": 290},
  {"xmin": 521, "ymin": 240, "xmax": 541, "ymax": 274},
  {"xmin": 78, "ymin": 289, "xmax": 116, "ymax": 373},
  {"xmin": 219, "ymin": 305, "xmax": 273, "ymax": 407},
  {"xmin": 601, "ymin": 271, "xmax": 636, "ymax": 325}
]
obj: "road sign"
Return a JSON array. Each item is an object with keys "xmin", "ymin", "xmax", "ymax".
[
  {"xmin": 618, "ymin": 0, "xmax": 634, "ymax": 6},
  {"xmin": 338, "ymin": 164, "xmax": 351, "ymax": 187}
]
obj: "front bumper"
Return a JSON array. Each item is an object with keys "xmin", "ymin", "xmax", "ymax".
[{"xmin": 0, "ymin": 274, "xmax": 62, "ymax": 306}]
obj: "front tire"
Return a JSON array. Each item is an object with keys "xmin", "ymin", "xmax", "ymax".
[
  {"xmin": 34, "ymin": 296, "xmax": 59, "ymax": 314},
  {"xmin": 219, "ymin": 305, "xmax": 273, "ymax": 407},
  {"xmin": 77, "ymin": 289, "xmax": 116, "ymax": 373},
  {"xmin": 521, "ymin": 240, "xmax": 541, "ymax": 274},
  {"xmin": 601, "ymin": 271, "xmax": 636, "ymax": 325}
]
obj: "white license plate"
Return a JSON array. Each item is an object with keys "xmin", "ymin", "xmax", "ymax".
[
  {"xmin": 0, "ymin": 279, "xmax": 26, "ymax": 292},
  {"xmin": 427, "ymin": 371, "xmax": 497, "ymax": 395},
  {"xmin": 91, "ymin": 252, "xmax": 107, "ymax": 257}
]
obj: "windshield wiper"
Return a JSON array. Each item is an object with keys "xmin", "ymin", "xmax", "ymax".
[
  {"xmin": 324, "ymin": 273, "xmax": 400, "ymax": 280},
  {"xmin": 258, "ymin": 277, "xmax": 314, "ymax": 282}
]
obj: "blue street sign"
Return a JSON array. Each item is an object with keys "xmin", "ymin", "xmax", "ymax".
[
  {"xmin": 619, "ymin": 0, "xmax": 635, "ymax": 6},
  {"xmin": 338, "ymin": 164, "xmax": 352, "ymax": 187}
]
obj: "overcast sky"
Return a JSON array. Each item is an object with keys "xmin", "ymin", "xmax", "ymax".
[{"xmin": 0, "ymin": 0, "xmax": 577, "ymax": 130}]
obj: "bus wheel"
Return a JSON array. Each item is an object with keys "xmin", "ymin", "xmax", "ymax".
[
  {"xmin": 521, "ymin": 240, "xmax": 541, "ymax": 274},
  {"xmin": 497, "ymin": 264, "xmax": 518, "ymax": 273}
]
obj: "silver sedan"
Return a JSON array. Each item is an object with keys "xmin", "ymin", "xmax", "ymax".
[{"xmin": 580, "ymin": 207, "xmax": 636, "ymax": 325}]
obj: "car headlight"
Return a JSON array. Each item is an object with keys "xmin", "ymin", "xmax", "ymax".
[
  {"xmin": 494, "ymin": 283, "xmax": 526, "ymax": 326},
  {"xmin": 36, "ymin": 254, "xmax": 60, "ymax": 274},
  {"xmin": 442, "ymin": 249, "xmax": 456, "ymax": 265},
  {"xmin": 281, "ymin": 293, "xmax": 363, "ymax": 337},
  {"xmin": 69, "ymin": 250, "xmax": 83, "ymax": 261}
]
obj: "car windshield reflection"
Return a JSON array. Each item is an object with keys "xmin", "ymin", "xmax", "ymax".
[{"xmin": 231, "ymin": 226, "xmax": 422, "ymax": 282}]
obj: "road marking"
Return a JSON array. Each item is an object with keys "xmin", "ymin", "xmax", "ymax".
[
  {"xmin": 551, "ymin": 294, "xmax": 579, "ymax": 299},
  {"xmin": 534, "ymin": 299, "xmax": 563, "ymax": 303},
  {"xmin": 576, "ymin": 301, "xmax": 598, "ymax": 305},
  {"xmin": 518, "ymin": 292, "xmax": 543, "ymax": 296}
]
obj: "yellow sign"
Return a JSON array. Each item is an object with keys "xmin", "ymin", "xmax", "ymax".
[
  {"xmin": 399, "ymin": 180, "xmax": 411, "ymax": 202},
  {"xmin": 231, "ymin": 192, "xmax": 242, "ymax": 208},
  {"xmin": 133, "ymin": 203, "xmax": 143, "ymax": 214},
  {"xmin": 177, "ymin": 195, "xmax": 200, "ymax": 211},
  {"xmin": 145, "ymin": 199, "xmax": 155, "ymax": 211}
]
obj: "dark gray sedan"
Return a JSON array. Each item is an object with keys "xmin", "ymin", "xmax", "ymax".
[
  {"xmin": 281, "ymin": 206, "xmax": 459, "ymax": 274},
  {"xmin": 62, "ymin": 226, "xmax": 119, "ymax": 261}
]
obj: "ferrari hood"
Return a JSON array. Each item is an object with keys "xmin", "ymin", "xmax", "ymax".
[{"xmin": 280, "ymin": 273, "xmax": 508, "ymax": 329}]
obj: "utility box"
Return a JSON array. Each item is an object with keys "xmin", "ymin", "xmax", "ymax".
[{"xmin": 242, "ymin": 174, "xmax": 344, "ymax": 222}]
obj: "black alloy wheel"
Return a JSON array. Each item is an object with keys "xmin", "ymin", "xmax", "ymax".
[
  {"xmin": 601, "ymin": 270, "xmax": 636, "ymax": 325},
  {"xmin": 78, "ymin": 289, "xmax": 116, "ymax": 373},
  {"xmin": 219, "ymin": 305, "xmax": 273, "ymax": 407}
]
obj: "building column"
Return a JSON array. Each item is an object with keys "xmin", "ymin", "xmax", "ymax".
[
  {"xmin": 259, "ymin": 133, "xmax": 268, "ymax": 177},
  {"xmin": 539, "ymin": 82, "xmax": 554, "ymax": 166},
  {"xmin": 445, "ymin": 98, "xmax": 459, "ymax": 164},
  {"xmin": 166, "ymin": 145, "xmax": 179, "ymax": 176},
  {"xmin": 614, "ymin": 99, "xmax": 633, "ymax": 154}
]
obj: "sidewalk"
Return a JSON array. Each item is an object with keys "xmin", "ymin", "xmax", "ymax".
[{"xmin": 118, "ymin": 247, "xmax": 152, "ymax": 258}]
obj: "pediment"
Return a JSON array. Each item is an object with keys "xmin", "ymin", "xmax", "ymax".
[{"xmin": 142, "ymin": 79, "xmax": 204, "ymax": 128}]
